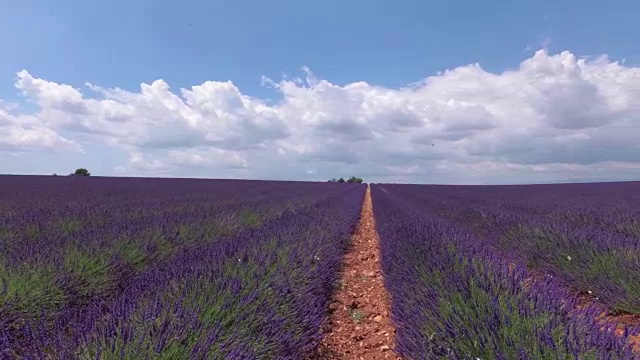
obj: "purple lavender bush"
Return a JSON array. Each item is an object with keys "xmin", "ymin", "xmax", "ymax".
[
  {"xmin": 0, "ymin": 176, "xmax": 365, "ymax": 359},
  {"xmin": 371, "ymin": 184, "xmax": 639, "ymax": 359},
  {"xmin": 379, "ymin": 182, "xmax": 640, "ymax": 315}
]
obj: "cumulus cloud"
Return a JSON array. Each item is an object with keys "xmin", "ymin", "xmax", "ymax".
[
  {"xmin": 1, "ymin": 49, "xmax": 639, "ymax": 183},
  {"xmin": 0, "ymin": 101, "xmax": 79, "ymax": 152}
]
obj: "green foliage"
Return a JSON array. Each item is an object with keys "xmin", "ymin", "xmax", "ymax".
[
  {"xmin": 0, "ymin": 227, "xmax": 13, "ymax": 241},
  {"xmin": 583, "ymin": 250, "xmax": 640, "ymax": 314},
  {"xmin": 142, "ymin": 227, "xmax": 174, "ymax": 260},
  {"xmin": 113, "ymin": 240, "xmax": 147, "ymax": 270},
  {"xmin": 615, "ymin": 221, "xmax": 640, "ymax": 238},
  {"xmin": 58, "ymin": 218, "xmax": 83, "ymax": 235},
  {"xmin": 350, "ymin": 309, "xmax": 364, "ymax": 322},
  {"xmin": 25, "ymin": 224, "xmax": 41, "ymax": 239},
  {"xmin": 70, "ymin": 168, "xmax": 90, "ymax": 176},
  {"xmin": 328, "ymin": 176, "xmax": 363, "ymax": 183},
  {"xmin": 0, "ymin": 263, "xmax": 66, "ymax": 316},
  {"xmin": 63, "ymin": 247, "xmax": 113, "ymax": 296},
  {"xmin": 239, "ymin": 209, "xmax": 262, "ymax": 228},
  {"xmin": 422, "ymin": 252, "xmax": 578, "ymax": 359}
]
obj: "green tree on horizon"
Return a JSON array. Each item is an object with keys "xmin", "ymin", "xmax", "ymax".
[
  {"xmin": 328, "ymin": 176, "xmax": 363, "ymax": 183},
  {"xmin": 70, "ymin": 168, "xmax": 91, "ymax": 176}
]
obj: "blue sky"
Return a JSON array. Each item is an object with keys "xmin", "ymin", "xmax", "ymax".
[{"xmin": 0, "ymin": 0, "xmax": 638, "ymax": 183}]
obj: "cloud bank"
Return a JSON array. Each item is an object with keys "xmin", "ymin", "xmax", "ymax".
[{"xmin": 1, "ymin": 50, "xmax": 639, "ymax": 184}]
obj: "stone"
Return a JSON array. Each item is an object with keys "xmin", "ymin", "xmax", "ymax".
[{"xmin": 363, "ymin": 270, "xmax": 376, "ymax": 277}]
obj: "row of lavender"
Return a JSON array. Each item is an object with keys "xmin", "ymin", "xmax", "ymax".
[
  {"xmin": 1, "ymin": 176, "xmax": 346, "ymax": 308},
  {"xmin": 0, "ymin": 176, "xmax": 366, "ymax": 358},
  {"xmin": 1, "ymin": 177, "xmax": 339, "ymax": 332},
  {"xmin": 378, "ymin": 181, "xmax": 640, "ymax": 315},
  {"xmin": 371, "ymin": 184, "xmax": 639, "ymax": 359}
]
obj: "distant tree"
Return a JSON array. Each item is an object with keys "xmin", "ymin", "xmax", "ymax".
[
  {"xmin": 329, "ymin": 176, "xmax": 363, "ymax": 183},
  {"xmin": 52, "ymin": 173, "xmax": 57, "ymax": 176},
  {"xmin": 71, "ymin": 168, "xmax": 90, "ymax": 176}
]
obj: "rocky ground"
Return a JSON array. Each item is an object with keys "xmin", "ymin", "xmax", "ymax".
[{"xmin": 312, "ymin": 185, "xmax": 401, "ymax": 360}]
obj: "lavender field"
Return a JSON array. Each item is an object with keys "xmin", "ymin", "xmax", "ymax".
[
  {"xmin": 0, "ymin": 176, "xmax": 365, "ymax": 358},
  {"xmin": 2, "ymin": 176, "xmax": 640, "ymax": 359},
  {"xmin": 372, "ymin": 182, "xmax": 640, "ymax": 359}
]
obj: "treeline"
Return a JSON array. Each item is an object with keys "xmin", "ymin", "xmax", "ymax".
[
  {"xmin": 328, "ymin": 176, "xmax": 363, "ymax": 183},
  {"xmin": 52, "ymin": 168, "xmax": 91, "ymax": 177}
]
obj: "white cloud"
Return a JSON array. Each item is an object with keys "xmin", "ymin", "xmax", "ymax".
[
  {"xmin": 164, "ymin": 148, "xmax": 248, "ymax": 169},
  {"xmin": 0, "ymin": 103, "xmax": 79, "ymax": 152},
  {"xmin": 2, "ymin": 49, "xmax": 639, "ymax": 184}
]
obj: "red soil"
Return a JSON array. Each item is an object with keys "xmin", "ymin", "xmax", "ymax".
[
  {"xmin": 311, "ymin": 185, "xmax": 401, "ymax": 359},
  {"xmin": 579, "ymin": 295, "xmax": 640, "ymax": 352}
]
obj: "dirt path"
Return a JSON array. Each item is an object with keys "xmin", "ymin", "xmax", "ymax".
[{"xmin": 312, "ymin": 185, "xmax": 401, "ymax": 359}]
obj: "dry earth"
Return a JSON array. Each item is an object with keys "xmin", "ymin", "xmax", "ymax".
[{"xmin": 312, "ymin": 185, "xmax": 401, "ymax": 360}]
